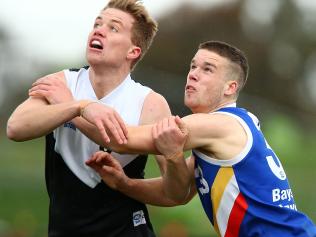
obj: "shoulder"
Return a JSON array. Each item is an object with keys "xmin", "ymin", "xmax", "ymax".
[
  {"xmin": 44, "ymin": 71, "xmax": 67, "ymax": 84},
  {"xmin": 182, "ymin": 113, "xmax": 247, "ymax": 153},
  {"xmin": 140, "ymin": 91, "xmax": 171, "ymax": 125},
  {"xmin": 144, "ymin": 91, "xmax": 169, "ymax": 108},
  {"xmin": 183, "ymin": 112, "xmax": 238, "ymax": 129},
  {"xmin": 63, "ymin": 66, "xmax": 89, "ymax": 81}
]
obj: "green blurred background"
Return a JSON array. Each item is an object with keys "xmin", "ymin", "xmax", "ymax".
[{"xmin": 1, "ymin": 0, "xmax": 316, "ymax": 237}]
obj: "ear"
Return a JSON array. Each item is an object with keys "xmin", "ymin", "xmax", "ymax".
[
  {"xmin": 224, "ymin": 80, "xmax": 238, "ymax": 96},
  {"xmin": 127, "ymin": 46, "xmax": 142, "ymax": 60}
]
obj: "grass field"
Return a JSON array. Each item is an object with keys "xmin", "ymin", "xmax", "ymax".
[{"xmin": 0, "ymin": 129, "xmax": 315, "ymax": 237}]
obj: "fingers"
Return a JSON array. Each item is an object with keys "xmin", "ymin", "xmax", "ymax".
[
  {"xmin": 86, "ymin": 151, "xmax": 122, "ymax": 176},
  {"xmin": 153, "ymin": 116, "xmax": 174, "ymax": 138},
  {"xmin": 152, "ymin": 121, "xmax": 158, "ymax": 140},
  {"xmin": 98, "ymin": 154, "xmax": 121, "ymax": 170},
  {"xmin": 32, "ymin": 75, "xmax": 61, "ymax": 87},
  {"xmin": 162, "ymin": 116, "xmax": 169, "ymax": 131},
  {"xmin": 162, "ymin": 116, "xmax": 179, "ymax": 132},
  {"xmin": 174, "ymin": 115, "xmax": 187, "ymax": 135},
  {"xmin": 86, "ymin": 151, "xmax": 110, "ymax": 172},
  {"xmin": 100, "ymin": 165, "xmax": 117, "ymax": 176},
  {"xmin": 82, "ymin": 104, "xmax": 128, "ymax": 145},
  {"xmin": 28, "ymin": 89, "xmax": 48, "ymax": 98},
  {"xmin": 85, "ymin": 151, "xmax": 104, "ymax": 166},
  {"xmin": 106, "ymin": 114, "xmax": 127, "ymax": 145},
  {"xmin": 94, "ymin": 120, "xmax": 111, "ymax": 143},
  {"xmin": 29, "ymin": 84, "xmax": 51, "ymax": 95},
  {"xmin": 32, "ymin": 79, "xmax": 50, "ymax": 87},
  {"xmin": 114, "ymin": 111, "xmax": 128, "ymax": 141}
]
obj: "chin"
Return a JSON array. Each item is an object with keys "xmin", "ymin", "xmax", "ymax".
[
  {"xmin": 184, "ymin": 100, "xmax": 194, "ymax": 111},
  {"xmin": 87, "ymin": 55, "xmax": 103, "ymax": 66}
]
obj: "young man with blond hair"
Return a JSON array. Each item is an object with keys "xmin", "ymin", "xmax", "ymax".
[{"xmin": 7, "ymin": 1, "xmax": 171, "ymax": 236}]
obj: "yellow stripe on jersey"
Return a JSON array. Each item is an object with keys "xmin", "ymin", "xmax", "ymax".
[{"xmin": 211, "ymin": 167, "xmax": 234, "ymax": 234}]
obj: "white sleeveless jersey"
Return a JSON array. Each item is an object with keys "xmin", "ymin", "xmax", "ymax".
[{"xmin": 53, "ymin": 67, "xmax": 151, "ymax": 188}]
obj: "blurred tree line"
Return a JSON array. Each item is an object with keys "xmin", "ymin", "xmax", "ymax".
[
  {"xmin": 134, "ymin": 0, "xmax": 316, "ymax": 127},
  {"xmin": 0, "ymin": 0, "xmax": 315, "ymax": 236}
]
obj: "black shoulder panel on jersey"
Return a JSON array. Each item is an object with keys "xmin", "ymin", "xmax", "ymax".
[{"xmin": 69, "ymin": 65, "xmax": 89, "ymax": 72}]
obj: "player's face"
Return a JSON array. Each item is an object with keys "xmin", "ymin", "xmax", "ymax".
[
  {"xmin": 184, "ymin": 49, "xmax": 230, "ymax": 113},
  {"xmin": 86, "ymin": 8, "xmax": 140, "ymax": 68}
]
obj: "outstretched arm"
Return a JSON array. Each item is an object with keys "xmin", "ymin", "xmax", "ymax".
[
  {"xmin": 86, "ymin": 151, "xmax": 197, "ymax": 206},
  {"xmin": 118, "ymin": 112, "xmax": 247, "ymax": 160}
]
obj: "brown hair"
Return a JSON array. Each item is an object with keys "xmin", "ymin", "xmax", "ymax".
[
  {"xmin": 199, "ymin": 41, "xmax": 249, "ymax": 93},
  {"xmin": 105, "ymin": 0, "xmax": 158, "ymax": 69}
]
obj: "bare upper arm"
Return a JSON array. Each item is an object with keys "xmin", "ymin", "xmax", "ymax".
[
  {"xmin": 139, "ymin": 91, "xmax": 171, "ymax": 125},
  {"xmin": 182, "ymin": 113, "xmax": 248, "ymax": 160}
]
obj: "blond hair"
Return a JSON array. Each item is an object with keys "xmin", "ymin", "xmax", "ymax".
[{"xmin": 105, "ymin": 0, "xmax": 158, "ymax": 69}]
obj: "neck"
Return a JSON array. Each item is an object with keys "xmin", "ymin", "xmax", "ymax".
[
  {"xmin": 89, "ymin": 65, "xmax": 130, "ymax": 99},
  {"xmin": 210, "ymin": 100, "xmax": 236, "ymax": 112},
  {"xmin": 191, "ymin": 99, "xmax": 237, "ymax": 114}
]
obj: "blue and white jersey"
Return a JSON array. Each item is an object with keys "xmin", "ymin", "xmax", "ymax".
[{"xmin": 194, "ymin": 106, "xmax": 316, "ymax": 237}]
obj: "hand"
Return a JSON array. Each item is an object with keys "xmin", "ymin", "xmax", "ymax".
[
  {"xmin": 82, "ymin": 102, "xmax": 128, "ymax": 144},
  {"xmin": 86, "ymin": 151, "xmax": 128, "ymax": 190},
  {"xmin": 152, "ymin": 116, "xmax": 188, "ymax": 158},
  {"xmin": 29, "ymin": 73, "xmax": 73, "ymax": 104}
]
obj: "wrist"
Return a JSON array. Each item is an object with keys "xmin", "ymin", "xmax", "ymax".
[
  {"xmin": 165, "ymin": 151, "xmax": 184, "ymax": 162},
  {"xmin": 78, "ymin": 100, "xmax": 97, "ymax": 117},
  {"xmin": 119, "ymin": 176, "xmax": 135, "ymax": 193}
]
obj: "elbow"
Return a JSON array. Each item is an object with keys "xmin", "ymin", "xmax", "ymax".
[
  {"xmin": 171, "ymin": 195, "xmax": 190, "ymax": 206},
  {"xmin": 164, "ymin": 196, "xmax": 189, "ymax": 207},
  {"xmin": 164, "ymin": 191, "xmax": 191, "ymax": 206},
  {"xmin": 7, "ymin": 125, "xmax": 20, "ymax": 141},
  {"xmin": 6, "ymin": 120, "xmax": 25, "ymax": 141},
  {"xmin": 178, "ymin": 196, "xmax": 191, "ymax": 205}
]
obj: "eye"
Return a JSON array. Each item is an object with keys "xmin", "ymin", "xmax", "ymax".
[
  {"xmin": 93, "ymin": 23, "xmax": 101, "ymax": 29},
  {"xmin": 110, "ymin": 25, "xmax": 119, "ymax": 32},
  {"xmin": 204, "ymin": 67, "xmax": 213, "ymax": 73},
  {"xmin": 190, "ymin": 64, "xmax": 196, "ymax": 70}
]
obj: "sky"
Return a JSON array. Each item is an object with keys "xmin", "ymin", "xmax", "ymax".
[{"xmin": 0, "ymin": 0, "xmax": 225, "ymax": 63}]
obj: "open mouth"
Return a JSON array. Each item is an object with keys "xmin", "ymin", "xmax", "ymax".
[
  {"xmin": 90, "ymin": 39, "xmax": 103, "ymax": 50},
  {"xmin": 186, "ymin": 85, "xmax": 195, "ymax": 91}
]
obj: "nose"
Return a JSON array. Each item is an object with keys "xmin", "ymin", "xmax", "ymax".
[
  {"xmin": 188, "ymin": 69, "xmax": 199, "ymax": 81},
  {"xmin": 93, "ymin": 26, "xmax": 106, "ymax": 37}
]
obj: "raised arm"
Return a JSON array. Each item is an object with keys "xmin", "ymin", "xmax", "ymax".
[
  {"xmin": 6, "ymin": 72, "xmax": 83, "ymax": 141},
  {"xmin": 17, "ymin": 71, "xmax": 129, "ymax": 145}
]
